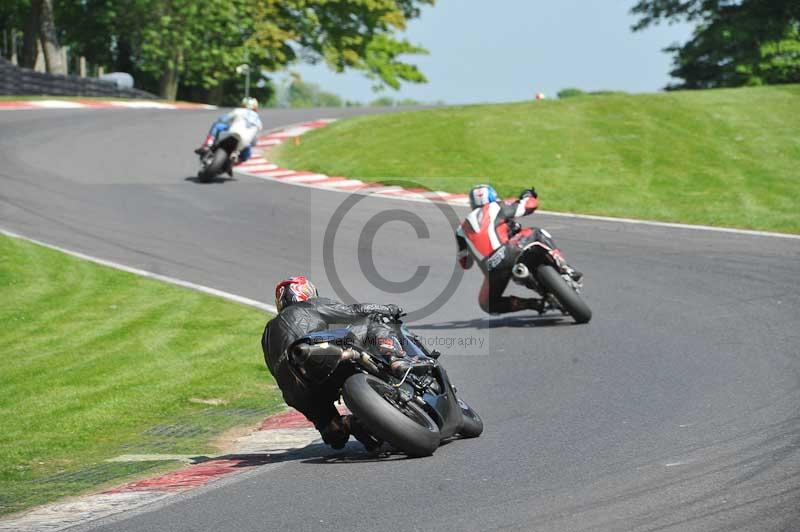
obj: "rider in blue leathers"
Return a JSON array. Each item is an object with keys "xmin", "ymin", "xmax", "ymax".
[{"xmin": 194, "ymin": 97, "xmax": 262, "ymax": 163}]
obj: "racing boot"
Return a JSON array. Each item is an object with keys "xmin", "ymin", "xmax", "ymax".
[
  {"xmin": 194, "ymin": 134, "xmax": 215, "ymax": 155},
  {"xmin": 319, "ymin": 416, "xmax": 349, "ymax": 450},
  {"xmin": 510, "ymin": 296, "xmax": 544, "ymax": 313},
  {"xmin": 343, "ymin": 416, "xmax": 382, "ymax": 452},
  {"xmin": 564, "ymin": 265, "xmax": 583, "ymax": 283},
  {"xmin": 550, "ymin": 249, "xmax": 583, "ymax": 283}
]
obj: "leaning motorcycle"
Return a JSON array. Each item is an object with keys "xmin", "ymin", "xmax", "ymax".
[
  {"xmin": 197, "ymin": 115, "xmax": 259, "ymax": 182},
  {"xmin": 290, "ymin": 317, "xmax": 483, "ymax": 457},
  {"xmin": 510, "ymin": 226, "xmax": 592, "ymax": 324}
]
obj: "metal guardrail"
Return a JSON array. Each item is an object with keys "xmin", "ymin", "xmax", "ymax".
[{"xmin": 0, "ymin": 57, "xmax": 156, "ymax": 99}]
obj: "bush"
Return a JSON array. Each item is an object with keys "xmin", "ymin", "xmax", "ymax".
[
  {"xmin": 557, "ymin": 88, "xmax": 586, "ymax": 99},
  {"xmin": 589, "ymin": 90, "xmax": 627, "ymax": 96},
  {"xmin": 370, "ymin": 96, "xmax": 395, "ymax": 107},
  {"xmin": 557, "ymin": 88, "xmax": 627, "ymax": 99}
]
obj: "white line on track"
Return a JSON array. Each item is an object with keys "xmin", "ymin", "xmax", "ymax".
[
  {"xmin": 533, "ymin": 210, "xmax": 800, "ymax": 240},
  {"xmin": 0, "ymin": 228, "xmax": 278, "ymax": 314}
]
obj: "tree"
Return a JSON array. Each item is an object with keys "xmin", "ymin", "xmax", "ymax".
[
  {"xmin": 268, "ymin": 74, "xmax": 344, "ymax": 108},
  {"xmin": 53, "ymin": 0, "xmax": 433, "ymax": 101},
  {"xmin": 245, "ymin": 1, "xmax": 432, "ymax": 94},
  {"xmin": 631, "ymin": 0, "xmax": 800, "ymax": 89},
  {"xmin": 135, "ymin": 0, "xmax": 252, "ymax": 100},
  {"xmin": 38, "ymin": 0, "xmax": 65, "ymax": 74},
  {"xmin": 1, "ymin": 0, "xmax": 65, "ymax": 73}
]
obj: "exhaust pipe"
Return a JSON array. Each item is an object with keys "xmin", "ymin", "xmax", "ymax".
[{"xmin": 512, "ymin": 263, "xmax": 530, "ymax": 280}]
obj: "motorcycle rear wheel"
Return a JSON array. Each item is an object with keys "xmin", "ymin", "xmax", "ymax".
[
  {"xmin": 343, "ymin": 373, "xmax": 440, "ymax": 457},
  {"xmin": 198, "ymin": 148, "xmax": 228, "ymax": 182},
  {"xmin": 536, "ymin": 264, "xmax": 592, "ymax": 324}
]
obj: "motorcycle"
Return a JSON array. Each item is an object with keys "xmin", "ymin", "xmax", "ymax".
[
  {"xmin": 196, "ymin": 114, "xmax": 260, "ymax": 182},
  {"xmin": 290, "ymin": 316, "xmax": 483, "ymax": 457},
  {"xmin": 509, "ymin": 226, "xmax": 592, "ymax": 324}
]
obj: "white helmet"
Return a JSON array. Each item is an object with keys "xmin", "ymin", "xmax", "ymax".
[{"xmin": 241, "ymin": 97, "xmax": 258, "ymax": 111}]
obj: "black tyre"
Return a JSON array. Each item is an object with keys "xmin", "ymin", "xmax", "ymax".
[
  {"xmin": 457, "ymin": 398, "xmax": 483, "ymax": 438},
  {"xmin": 342, "ymin": 373, "xmax": 440, "ymax": 457},
  {"xmin": 199, "ymin": 148, "xmax": 228, "ymax": 181},
  {"xmin": 536, "ymin": 264, "xmax": 592, "ymax": 324}
]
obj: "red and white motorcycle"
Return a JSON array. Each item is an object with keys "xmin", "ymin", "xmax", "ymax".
[{"xmin": 510, "ymin": 226, "xmax": 592, "ymax": 324}]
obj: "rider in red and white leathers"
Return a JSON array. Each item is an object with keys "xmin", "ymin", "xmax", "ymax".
[{"xmin": 456, "ymin": 184, "xmax": 580, "ymax": 314}]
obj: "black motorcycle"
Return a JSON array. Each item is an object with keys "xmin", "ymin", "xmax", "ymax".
[
  {"xmin": 291, "ymin": 318, "xmax": 483, "ymax": 457},
  {"xmin": 510, "ymin": 226, "xmax": 592, "ymax": 324},
  {"xmin": 196, "ymin": 132, "xmax": 240, "ymax": 182}
]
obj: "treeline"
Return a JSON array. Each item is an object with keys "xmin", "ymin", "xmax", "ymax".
[
  {"xmin": 0, "ymin": 0, "xmax": 434, "ymax": 103},
  {"xmin": 275, "ymin": 76, "xmax": 441, "ymax": 108},
  {"xmin": 556, "ymin": 88, "xmax": 627, "ymax": 99}
]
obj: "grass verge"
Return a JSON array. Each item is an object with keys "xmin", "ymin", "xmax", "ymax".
[
  {"xmin": 0, "ymin": 235, "xmax": 280, "ymax": 516},
  {"xmin": 274, "ymin": 84, "xmax": 800, "ymax": 233}
]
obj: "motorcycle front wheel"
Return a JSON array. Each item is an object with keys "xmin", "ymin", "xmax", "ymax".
[
  {"xmin": 342, "ymin": 373, "xmax": 440, "ymax": 457},
  {"xmin": 456, "ymin": 398, "xmax": 483, "ymax": 438},
  {"xmin": 535, "ymin": 264, "xmax": 592, "ymax": 324}
]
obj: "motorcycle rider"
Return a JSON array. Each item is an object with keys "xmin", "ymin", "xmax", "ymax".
[
  {"xmin": 194, "ymin": 97, "xmax": 263, "ymax": 171},
  {"xmin": 455, "ymin": 184, "xmax": 582, "ymax": 314},
  {"xmin": 261, "ymin": 276, "xmax": 405, "ymax": 451}
]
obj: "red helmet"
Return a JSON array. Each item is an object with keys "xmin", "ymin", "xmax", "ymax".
[{"xmin": 275, "ymin": 276, "xmax": 318, "ymax": 312}]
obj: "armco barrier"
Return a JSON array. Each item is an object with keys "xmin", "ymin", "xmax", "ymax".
[{"xmin": 0, "ymin": 57, "xmax": 156, "ymax": 99}]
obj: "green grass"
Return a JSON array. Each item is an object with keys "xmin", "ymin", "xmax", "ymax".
[
  {"xmin": 0, "ymin": 235, "xmax": 280, "ymax": 516},
  {"xmin": 275, "ymin": 85, "xmax": 800, "ymax": 233}
]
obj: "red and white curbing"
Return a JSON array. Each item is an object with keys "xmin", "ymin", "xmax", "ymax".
[
  {"xmin": 0, "ymin": 99, "xmax": 216, "ymax": 111},
  {"xmin": 238, "ymin": 119, "xmax": 472, "ymax": 207},
  {"xmin": 239, "ymin": 120, "xmax": 800, "ymax": 240},
  {"xmin": 0, "ymin": 409, "xmax": 320, "ymax": 531}
]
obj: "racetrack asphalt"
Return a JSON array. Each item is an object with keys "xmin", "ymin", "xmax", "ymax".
[{"xmin": 1, "ymin": 107, "xmax": 798, "ymax": 532}]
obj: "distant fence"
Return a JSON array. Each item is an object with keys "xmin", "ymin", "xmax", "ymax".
[{"xmin": 0, "ymin": 58, "xmax": 156, "ymax": 99}]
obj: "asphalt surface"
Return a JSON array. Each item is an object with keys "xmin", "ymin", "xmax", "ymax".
[{"xmin": 1, "ymin": 107, "xmax": 799, "ymax": 532}]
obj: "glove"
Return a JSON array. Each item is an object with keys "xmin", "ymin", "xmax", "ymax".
[
  {"xmin": 520, "ymin": 187, "xmax": 538, "ymax": 200},
  {"xmin": 385, "ymin": 304, "xmax": 405, "ymax": 318},
  {"xmin": 357, "ymin": 303, "xmax": 405, "ymax": 319}
]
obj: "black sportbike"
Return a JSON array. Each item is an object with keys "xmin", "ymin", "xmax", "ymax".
[
  {"xmin": 291, "ymin": 317, "xmax": 483, "ymax": 457},
  {"xmin": 509, "ymin": 226, "xmax": 592, "ymax": 324},
  {"xmin": 196, "ymin": 131, "xmax": 241, "ymax": 182}
]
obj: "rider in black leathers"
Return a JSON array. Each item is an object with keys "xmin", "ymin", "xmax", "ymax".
[{"xmin": 261, "ymin": 276, "xmax": 402, "ymax": 450}]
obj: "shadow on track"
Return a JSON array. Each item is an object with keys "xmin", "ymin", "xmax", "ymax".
[
  {"xmin": 413, "ymin": 314, "xmax": 578, "ymax": 330},
  {"xmin": 300, "ymin": 438, "xmax": 465, "ymax": 465},
  {"xmin": 181, "ymin": 440, "xmax": 423, "ymax": 473},
  {"xmin": 184, "ymin": 176, "xmax": 235, "ymax": 185}
]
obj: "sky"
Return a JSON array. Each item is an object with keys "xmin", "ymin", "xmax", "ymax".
[{"xmin": 290, "ymin": 0, "xmax": 695, "ymax": 104}]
